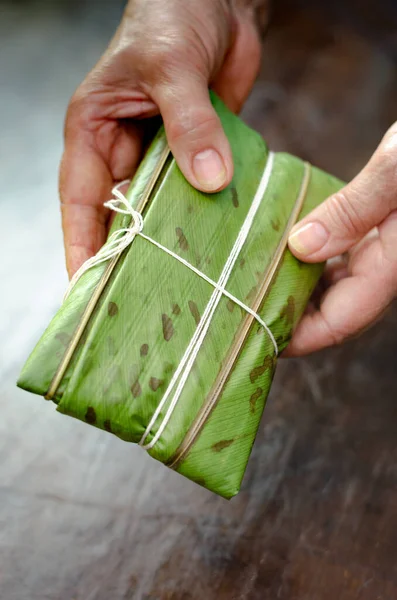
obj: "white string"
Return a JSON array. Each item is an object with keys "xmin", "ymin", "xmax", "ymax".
[
  {"xmin": 64, "ymin": 157, "xmax": 278, "ymax": 451},
  {"xmin": 140, "ymin": 231, "xmax": 278, "ymax": 351},
  {"xmin": 64, "ymin": 180, "xmax": 143, "ymax": 302},
  {"xmin": 140, "ymin": 152, "xmax": 276, "ymax": 450}
]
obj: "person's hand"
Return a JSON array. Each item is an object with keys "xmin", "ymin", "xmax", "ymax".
[
  {"xmin": 286, "ymin": 123, "xmax": 397, "ymax": 356},
  {"xmin": 60, "ymin": 0, "xmax": 262, "ymax": 278}
]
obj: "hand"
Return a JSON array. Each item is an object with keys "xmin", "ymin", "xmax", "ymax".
[
  {"xmin": 60, "ymin": 0, "xmax": 262, "ymax": 277},
  {"xmin": 286, "ymin": 123, "xmax": 397, "ymax": 356}
]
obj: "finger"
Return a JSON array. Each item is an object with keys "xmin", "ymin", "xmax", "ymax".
[
  {"xmin": 108, "ymin": 120, "xmax": 144, "ymax": 181},
  {"xmin": 212, "ymin": 7, "xmax": 261, "ymax": 113},
  {"xmin": 288, "ymin": 122, "xmax": 397, "ymax": 263},
  {"xmin": 283, "ymin": 278, "xmax": 387, "ymax": 357},
  {"xmin": 60, "ymin": 141, "xmax": 112, "ymax": 279},
  {"xmin": 61, "ymin": 96, "xmax": 143, "ymax": 278},
  {"xmin": 151, "ymin": 73, "xmax": 233, "ymax": 193},
  {"xmin": 378, "ymin": 209, "xmax": 397, "ymax": 265},
  {"xmin": 285, "ymin": 276, "xmax": 394, "ymax": 357},
  {"xmin": 285, "ymin": 230, "xmax": 397, "ymax": 357},
  {"xmin": 323, "ymin": 256, "xmax": 349, "ymax": 285}
]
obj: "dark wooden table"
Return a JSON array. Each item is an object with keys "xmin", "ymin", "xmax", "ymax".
[{"xmin": 1, "ymin": 1, "xmax": 396, "ymax": 598}]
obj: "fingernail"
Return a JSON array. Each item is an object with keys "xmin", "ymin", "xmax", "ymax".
[
  {"xmin": 192, "ymin": 149, "xmax": 227, "ymax": 191},
  {"xmin": 288, "ymin": 222, "xmax": 329, "ymax": 256}
]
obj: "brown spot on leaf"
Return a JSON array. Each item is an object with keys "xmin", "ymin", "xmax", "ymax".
[
  {"xmin": 246, "ymin": 283, "xmax": 259, "ymax": 304},
  {"xmin": 149, "ymin": 377, "xmax": 164, "ymax": 392},
  {"xmin": 280, "ymin": 295, "xmax": 295, "ymax": 326},
  {"xmin": 205, "ymin": 256, "xmax": 212, "ymax": 265},
  {"xmin": 164, "ymin": 362, "xmax": 174, "ymax": 373},
  {"xmin": 231, "ymin": 186, "xmax": 239, "ymax": 208},
  {"xmin": 250, "ymin": 355, "xmax": 274, "ymax": 383},
  {"xmin": 212, "ymin": 439, "xmax": 235, "ymax": 452},
  {"xmin": 162, "ymin": 313, "xmax": 174, "ymax": 341},
  {"xmin": 271, "ymin": 220, "xmax": 280, "ymax": 231},
  {"xmin": 108, "ymin": 302, "xmax": 119, "ymax": 317},
  {"xmin": 85, "ymin": 406, "xmax": 97, "ymax": 425},
  {"xmin": 250, "ymin": 388, "xmax": 263, "ymax": 414},
  {"xmin": 239, "ymin": 258, "xmax": 246, "ymax": 269},
  {"xmin": 187, "ymin": 205, "xmax": 194, "ymax": 214},
  {"xmin": 188, "ymin": 300, "xmax": 200, "ymax": 326},
  {"xmin": 140, "ymin": 343, "xmax": 149, "ymax": 357},
  {"xmin": 226, "ymin": 300, "xmax": 235, "ymax": 313},
  {"xmin": 55, "ymin": 332, "xmax": 71, "ymax": 347},
  {"xmin": 175, "ymin": 227, "xmax": 189, "ymax": 251},
  {"xmin": 131, "ymin": 380, "xmax": 142, "ymax": 398},
  {"xmin": 172, "ymin": 303, "xmax": 181, "ymax": 315},
  {"xmin": 104, "ymin": 420, "xmax": 112, "ymax": 433}
]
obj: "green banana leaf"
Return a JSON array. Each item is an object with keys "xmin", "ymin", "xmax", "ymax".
[{"xmin": 17, "ymin": 93, "xmax": 343, "ymax": 499}]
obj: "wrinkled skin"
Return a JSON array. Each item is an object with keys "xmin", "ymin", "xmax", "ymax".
[
  {"xmin": 286, "ymin": 125, "xmax": 397, "ymax": 355},
  {"xmin": 61, "ymin": 0, "xmax": 397, "ymax": 356},
  {"xmin": 60, "ymin": 0, "xmax": 261, "ymax": 275}
]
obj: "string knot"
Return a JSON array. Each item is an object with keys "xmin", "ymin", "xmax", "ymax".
[
  {"xmin": 104, "ymin": 179, "xmax": 143, "ymax": 235},
  {"xmin": 64, "ymin": 179, "xmax": 138, "ymax": 301}
]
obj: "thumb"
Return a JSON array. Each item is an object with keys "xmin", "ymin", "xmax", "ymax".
[
  {"xmin": 151, "ymin": 74, "xmax": 233, "ymax": 193},
  {"xmin": 288, "ymin": 124, "xmax": 397, "ymax": 262}
]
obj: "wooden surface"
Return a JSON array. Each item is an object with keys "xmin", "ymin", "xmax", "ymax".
[{"xmin": 1, "ymin": 0, "xmax": 396, "ymax": 598}]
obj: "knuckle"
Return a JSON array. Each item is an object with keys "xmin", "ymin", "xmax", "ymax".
[
  {"xmin": 374, "ymin": 123, "xmax": 397, "ymax": 186},
  {"xmin": 159, "ymin": 44, "xmax": 187, "ymax": 70},
  {"xmin": 321, "ymin": 315, "xmax": 347, "ymax": 348},
  {"xmin": 167, "ymin": 110, "xmax": 220, "ymax": 145},
  {"xmin": 381, "ymin": 121, "xmax": 397, "ymax": 153},
  {"xmin": 147, "ymin": 42, "xmax": 192, "ymax": 81},
  {"xmin": 66, "ymin": 89, "xmax": 87, "ymax": 119},
  {"xmin": 325, "ymin": 191, "xmax": 368, "ymax": 238},
  {"xmin": 65, "ymin": 89, "xmax": 91, "ymax": 135}
]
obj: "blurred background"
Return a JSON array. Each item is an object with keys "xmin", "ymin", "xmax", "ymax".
[{"xmin": 0, "ymin": 0, "xmax": 396, "ymax": 598}]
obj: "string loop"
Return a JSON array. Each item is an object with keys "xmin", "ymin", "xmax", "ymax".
[{"xmin": 64, "ymin": 181, "xmax": 143, "ymax": 301}]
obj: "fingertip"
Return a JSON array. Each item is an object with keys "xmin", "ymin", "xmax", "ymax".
[
  {"xmin": 288, "ymin": 221, "xmax": 330, "ymax": 262},
  {"xmin": 283, "ymin": 313, "xmax": 329, "ymax": 357},
  {"xmin": 169, "ymin": 124, "xmax": 234, "ymax": 194},
  {"xmin": 191, "ymin": 148, "xmax": 232, "ymax": 193},
  {"xmin": 153, "ymin": 79, "xmax": 233, "ymax": 194}
]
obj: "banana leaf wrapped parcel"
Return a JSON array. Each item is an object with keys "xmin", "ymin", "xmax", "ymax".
[{"xmin": 18, "ymin": 94, "xmax": 343, "ymax": 499}]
